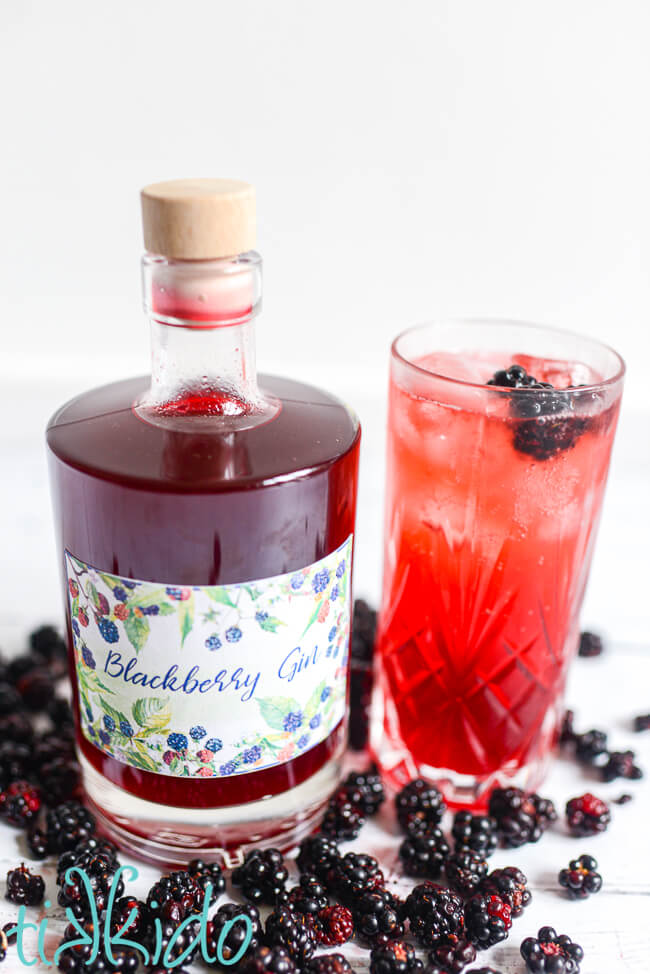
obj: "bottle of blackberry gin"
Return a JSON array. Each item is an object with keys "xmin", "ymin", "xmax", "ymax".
[{"xmin": 47, "ymin": 179, "xmax": 360, "ymax": 867}]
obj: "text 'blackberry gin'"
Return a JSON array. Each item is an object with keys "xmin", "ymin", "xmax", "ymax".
[{"xmin": 47, "ymin": 179, "xmax": 360, "ymax": 866}]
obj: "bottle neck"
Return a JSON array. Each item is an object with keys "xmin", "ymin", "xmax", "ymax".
[{"xmin": 138, "ymin": 252, "xmax": 273, "ymax": 426}]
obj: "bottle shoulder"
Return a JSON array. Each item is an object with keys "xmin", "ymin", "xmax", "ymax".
[{"xmin": 46, "ymin": 374, "xmax": 360, "ymax": 491}]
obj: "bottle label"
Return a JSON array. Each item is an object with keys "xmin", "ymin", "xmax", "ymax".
[{"xmin": 65, "ymin": 537, "xmax": 352, "ymax": 779}]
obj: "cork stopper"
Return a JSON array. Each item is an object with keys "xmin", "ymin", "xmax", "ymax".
[{"xmin": 141, "ymin": 178, "xmax": 256, "ymax": 260}]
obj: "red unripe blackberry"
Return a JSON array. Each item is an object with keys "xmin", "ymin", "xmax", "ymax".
[
  {"xmin": 316, "ymin": 904, "xmax": 354, "ymax": 946},
  {"xmin": 0, "ymin": 780, "xmax": 41, "ymax": 827},
  {"xmin": 464, "ymin": 893, "xmax": 511, "ymax": 949},
  {"xmin": 565, "ymin": 793, "xmax": 611, "ymax": 836}
]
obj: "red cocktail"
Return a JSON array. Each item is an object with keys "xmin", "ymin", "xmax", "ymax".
[{"xmin": 373, "ymin": 320, "xmax": 624, "ymax": 806}]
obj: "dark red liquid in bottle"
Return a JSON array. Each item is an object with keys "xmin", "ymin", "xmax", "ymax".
[{"xmin": 47, "ymin": 375, "xmax": 360, "ymax": 811}]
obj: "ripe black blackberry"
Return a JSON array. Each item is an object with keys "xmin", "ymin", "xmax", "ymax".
[
  {"xmin": 321, "ymin": 788, "xmax": 366, "ymax": 840},
  {"xmin": 0, "ymin": 712, "xmax": 34, "ymax": 744},
  {"xmin": 354, "ymin": 888, "xmax": 405, "ymax": 945},
  {"xmin": 0, "ymin": 681, "xmax": 23, "ymax": 715},
  {"xmin": 521, "ymin": 926, "xmax": 584, "ymax": 973},
  {"xmin": 280, "ymin": 874, "xmax": 329, "ymax": 915},
  {"xmin": 0, "ymin": 743, "xmax": 33, "ymax": 789},
  {"xmin": 45, "ymin": 800, "xmax": 96, "ymax": 853},
  {"xmin": 600, "ymin": 749, "xmax": 643, "ymax": 782},
  {"xmin": 316, "ymin": 904, "xmax": 354, "ymax": 946},
  {"xmin": 48, "ymin": 697, "xmax": 74, "ymax": 728},
  {"xmin": 329, "ymin": 851, "xmax": 384, "ymax": 903},
  {"xmin": 303, "ymin": 954, "xmax": 352, "ymax": 974},
  {"xmin": 5, "ymin": 863, "xmax": 45, "ymax": 906},
  {"xmin": 296, "ymin": 833, "xmax": 341, "ymax": 882},
  {"xmin": 59, "ymin": 835, "xmax": 119, "ymax": 867},
  {"xmin": 187, "ymin": 857, "xmax": 225, "ymax": 902},
  {"xmin": 574, "ymin": 729, "xmax": 608, "ymax": 764},
  {"xmin": 109, "ymin": 896, "xmax": 151, "ymax": 942},
  {"xmin": 26, "ymin": 826, "xmax": 49, "ymax": 859},
  {"xmin": 39, "ymin": 756, "xmax": 81, "ymax": 806},
  {"xmin": 429, "ymin": 936, "xmax": 477, "ymax": 974},
  {"xmin": 445, "ymin": 850, "xmax": 488, "ymax": 896},
  {"xmin": 352, "ymin": 599, "xmax": 377, "ymax": 659},
  {"xmin": 404, "ymin": 883, "xmax": 464, "ymax": 948},
  {"xmin": 370, "ymin": 939, "xmax": 423, "ymax": 974},
  {"xmin": 240, "ymin": 946, "xmax": 297, "ymax": 974},
  {"xmin": 399, "ymin": 828, "xmax": 449, "ymax": 879},
  {"xmin": 146, "ymin": 870, "xmax": 203, "ymax": 923},
  {"xmin": 479, "ymin": 866, "xmax": 531, "ymax": 917},
  {"xmin": 464, "ymin": 893, "xmax": 512, "ymax": 949},
  {"xmin": 0, "ymin": 780, "xmax": 41, "ymax": 827},
  {"xmin": 452, "ymin": 811, "xmax": 498, "ymax": 858},
  {"xmin": 578, "ymin": 631, "xmax": 603, "ymax": 657},
  {"xmin": 565, "ymin": 793, "xmax": 611, "ymax": 836},
  {"xmin": 341, "ymin": 766, "xmax": 385, "ymax": 816},
  {"xmin": 634, "ymin": 713, "xmax": 650, "ymax": 733},
  {"xmin": 264, "ymin": 905, "xmax": 316, "ymax": 966},
  {"xmin": 29, "ymin": 624, "xmax": 67, "ymax": 661},
  {"xmin": 142, "ymin": 917, "xmax": 199, "ymax": 971},
  {"xmin": 558, "ymin": 854, "xmax": 602, "ymax": 900},
  {"xmin": 206, "ymin": 902, "xmax": 261, "ymax": 965},
  {"xmin": 56, "ymin": 919, "xmax": 140, "ymax": 974},
  {"xmin": 488, "ymin": 787, "xmax": 556, "ymax": 847},
  {"xmin": 17, "ymin": 668, "xmax": 52, "ymax": 712},
  {"xmin": 395, "ymin": 779, "xmax": 446, "ymax": 835},
  {"xmin": 57, "ymin": 850, "xmax": 123, "ymax": 919},
  {"xmin": 232, "ymin": 848, "xmax": 289, "ymax": 904}
]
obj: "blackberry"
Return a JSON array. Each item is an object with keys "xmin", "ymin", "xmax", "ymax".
[
  {"xmin": 240, "ymin": 946, "xmax": 297, "ymax": 974},
  {"xmin": 404, "ymin": 883, "xmax": 464, "ymax": 948},
  {"xmin": 559, "ymin": 710, "xmax": 576, "ymax": 747},
  {"xmin": 351, "ymin": 599, "xmax": 377, "ymax": 661},
  {"xmin": 296, "ymin": 833, "xmax": 341, "ymax": 882},
  {"xmin": 2, "ymin": 922, "xmax": 16, "ymax": 945},
  {"xmin": 634, "ymin": 713, "xmax": 650, "ymax": 733},
  {"xmin": 27, "ymin": 826, "xmax": 49, "ymax": 859},
  {"xmin": 558, "ymin": 854, "xmax": 602, "ymax": 900},
  {"xmin": 574, "ymin": 729, "xmax": 608, "ymax": 764},
  {"xmin": 5, "ymin": 863, "xmax": 45, "ymax": 906},
  {"xmin": 56, "ymin": 919, "xmax": 140, "ymax": 973},
  {"xmin": 578, "ymin": 631, "xmax": 603, "ymax": 658},
  {"xmin": 399, "ymin": 828, "xmax": 449, "ymax": 879},
  {"xmin": 565, "ymin": 793, "xmax": 611, "ymax": 836},
  {"xmin": 16, "ymin": 668, "xmax": 52, "ymax": 711},
  {"xmin": 316, "ymin": 904, "xmax": 354, "ymax": 946},
  {"xmin": 0, "ymin": 780, "xmax": 41, "ymax": 827},
  {"xmin": 488, "ymin": 787, "xmax": 556, "ymax": 847},
  {"xmin": 303, "ymin": 955, "xmax": 352, "ymax": 974},
  {"xmin": 329, "ymin": 851, "xmax": 384, "ymax": 903},
  {"xmin": 370, "ymin": 939, "xmax": 424, "ymax": 974},
  {"xmin": 487, "ymin": 364, "xmax": 538, "ymax": 388},
  {"xmin": 142, "ymin": 917, "xmax": 199, "ymax": 970},
  {"xmin": 146, "ymin": 870, "xmax": 203, "ymax": 923},
  {"xmin": 396, "ymin": 779, "xmax": 446, "ymax": 835},
  {"xmin": 354, "ymin": 888, "xmax": 406, "ymax": 945},
  {"xmin": 341, "ymin": 765, "xmax": 385, "ymax": 815},
  {"xmin": 452, "ymin": 811, "xmax": 498, "ymax": 858},
  {"xmin": 48, "ymin": 697, "xmax": 74, "ymax": 728},
  {"xmin": 109, "ymin": 896, "xmax": 151, "ymax": 941},
  {"xmin": 187, "ymin": 857, "xmax": 225, "ymax": 902},
  {"xmin": 321, "ymin": 788, "xmax": 366, "ymax": 840},
  {"xmin": 282, "ymin": 874, "xmax": 329, "ymax": 915},
  {"xmin": 264, "ymin": 905, "xmax": 316, "ymax": 966},
  {"xmin": 58, "ymin": 850, "xmax": 123, "ymax": 919},
  {"xmin": 349, "ymin": 659, "xmax": 373, "ymax": 751},
  {"xmin": 601, "ymin": 749, "xmax": 643, "ymax": 782},
  {"xmin": 45, "ymin": 800, "xmax": 96, "ymax": 853},
  {"xmin": 40, "ymin": 756, "xmax": 81, "ymax": 806},
  {"xmin": 445, "ymin": 850, "xmax": 488, "ymax": 896},
  {"xmin": 464, "ymin": 893, "xmax": 511, "ymax": 949},
  {"xmin": 206, "ymin": 902, "xmax": 261, "ymax": 965},
  {"xmin": 0, "ymin": 740, "xmax": 32, "ymax": 787},
  {"xmin": 29, "ymin": 624, "xmax": 67, "ymax": 661},
  {"xmin": 429, "ymin": 937, "xmax": 477, "ymax": 974},
  {"xmin": 232, "ymin": 848, "xmax": 288, "ymax": 904},
  {"xmin": 0, "ymin": 712, "xmax": 33, "ymax": 744},
  {"xmin": 521, "ymin": 926, "xmax": 584, "ymax": 973},
  {"xmin": 479, "ymin": 866, "xmax": 531, "ymax": 917}
]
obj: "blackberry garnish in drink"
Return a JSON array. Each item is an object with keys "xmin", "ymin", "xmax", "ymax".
[
  {"xmin": 464, "ymin": 893, "xmax": 511, "ymax": 949},
  {"xmin": 341, "ymin": 765, "xmax": 385, "ymax": 815},
  {"xmin": 488, "ymin": 787, "xmax": 556, "ymax": 847},
  {"xmin": 303, "ymin": 955, "xmax": 352, "ymax": 974},
  {"xmin": 296, "ymin": 833, "xmax": 341, "ymax": 882},
  {"xmin": 321, "ymin": 788, "xmax": 366, "ymax": 840},
  {"xmin": 558, "ymin": 854, "xmax": 602, "ymax": 900},
  {"xmin": 565, "ymin": 793, "xmax": 611, "ymax": 836},
  {"xmin": 370, "ymin": 939, "xmax": 424, "ymax": 974},
  {"xmin": 479, "ymin": 866, "xmax": 531, "ymax": 917},
  {"xmin": 395, "ymin": 779, "xmax": 446, "ymax": 835},
  {"xmin": 146, "ymin": 869, "xmax": 203, "ymax": 923},
  {"xmin": 315, "ymin": 904, "xmax": 354, "ymax": 946},
  {"xmin": 429, "ymin": 936, "xmax": 477, "ymax": 974},
  {"xmin": 45, "ymin": 800, "xmax": 96, "ymax": 853},
  {"xmin": 5, "ymin": 863, "xmax": 45, "ymax": 906},
  {"xmin": 329, "ymin": 851, "xmax": 384, "ymax": 903},
  {"xmin": 600, "ymin": 749, "xmax": 643, "ymax": 782},
  {"xmin": 399, "ymin": 828, "xmax": 449, "ymax": 878},
  {"xmin": 0, "ymin": 781, "xmax": 41, "ymax": 827},
  {"xmin": 445, "ymin": 849, "xmax": 488, "ymax": 895},
  {"xmin": 404, "ymin": 883, "xmax": 464, "ymax": 948},
  {"xmin": 206, "ymin": 902, "xmax": 261, "ymax": 965},
  {"xmin": 521, "ymin": 926, "xmax": 584, "ymax": 973},
  {"xmin": 578, "ymin": 631, "xmax": 603, "ymax": 657},
  {"xmin": 353, "ymin": 888, "xmax": 406, "ymax": 945},
  {"xmin": 240, "ymin": 946, "xmax": 297, "ymax": 974},
  {"xmin": 264, "ymin": 905, "xmax": 316, "ymax": 966},
  {"xmin": 452, "ymin": 811, "xmax": 498, "ymax": 858},
  {"xmin": 232, "ymin": 847, "xmax": 288, "ymax": 904}
]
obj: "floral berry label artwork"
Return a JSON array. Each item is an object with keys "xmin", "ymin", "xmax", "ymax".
[{"xmin": 65, "ymin": 537, "xmax": 352, "ymax": 779}]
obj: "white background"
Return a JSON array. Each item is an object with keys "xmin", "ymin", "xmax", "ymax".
[{"xmin": 1, "ymin": 0, "xmax": 649, "ymax": 645}]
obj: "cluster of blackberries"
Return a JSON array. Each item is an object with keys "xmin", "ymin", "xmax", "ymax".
[{"xmin": 560, "ymin": 707, "xmax": 643, "ymax": 783}]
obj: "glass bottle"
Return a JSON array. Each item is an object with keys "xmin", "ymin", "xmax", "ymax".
[{"xmin": 46, "ymin": 179, "xmax": 360, "ymax": 867}]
